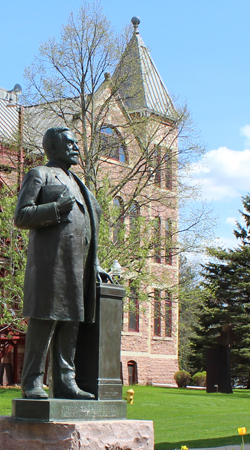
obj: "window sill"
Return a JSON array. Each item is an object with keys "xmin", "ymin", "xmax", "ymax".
[
  {"xmin": 122, "ymin": 331, "xmax": 142, "ymax": 336},
  {"xmin": 152, "ymin": 336, "xmax": 173, "ymax": 341},
  {"xmin": 99, "ymin": 156, "xmax": 128, "ymax": 166}
]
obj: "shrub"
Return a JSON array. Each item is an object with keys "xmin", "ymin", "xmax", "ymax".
[
  {"xmin": 192, "ymin": 371, "xmax": 207, "ymax": 387},
  {"xmin": 174, "ymin": 370, "xmax": 191, "ymax": 388}
]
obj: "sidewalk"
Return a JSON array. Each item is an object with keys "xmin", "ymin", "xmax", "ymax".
[{"xmin": 190, "ymin": 446, "xmax": 249, "ymax": 450}]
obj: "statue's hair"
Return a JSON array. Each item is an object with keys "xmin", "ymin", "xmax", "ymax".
[{"xmin": 42, "ymin": 127, "xmax": 70, "ymax": 159}]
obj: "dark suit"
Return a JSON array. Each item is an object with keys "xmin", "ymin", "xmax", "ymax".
[
  {"xmin": 15, "ymin": 163, "xmax": 101, "ymax": 322},
  {"xmin": 14, "ymin": 162, "xmax": 102, "ymax": 396}
]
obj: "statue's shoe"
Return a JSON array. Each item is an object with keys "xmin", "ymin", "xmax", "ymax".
[
  {"xmin": 22, "ymin": 387, "xmax": 48, "ymax": 399},
  {"xmin": 54, "ymin": 388, "xmax": 95, "ymax": 400}
]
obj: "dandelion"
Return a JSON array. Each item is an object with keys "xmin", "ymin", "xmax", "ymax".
[{"xmin": 181, "ymin": 446, "xmax": 189, "ymax": 450}]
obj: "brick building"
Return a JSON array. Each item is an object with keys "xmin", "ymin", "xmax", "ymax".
[
  {"xmin": 0, "ymin": 18, "xmax": 179, "ymax": 386},
  {"xmin": 114, "ymin": 18, "xmax": 179, "ymax": 386},
  {"xmin": 0, "ymin": 86, "xmax": 26, "ymax": 385}
]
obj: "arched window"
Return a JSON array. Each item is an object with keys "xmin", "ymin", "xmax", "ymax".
[
  {"xmin": 113, "ymin": 197, "xmax": 124, "ymax": 244},
  {"xmin": 127, "ymin": 360, "xmax": 138, "ymax": 385},
  {"xmin": 100, "ymin": 126, "xmax": 127, "ymax": 163}
]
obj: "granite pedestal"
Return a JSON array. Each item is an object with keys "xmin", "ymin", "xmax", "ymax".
[{"xmin": 0, "ymin": 417, "xmax": 154, "ymax": 450}]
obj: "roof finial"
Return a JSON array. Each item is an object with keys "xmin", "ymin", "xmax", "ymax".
[{"xmin": 131, "ymin": 16, "xmax": 140, "ymax": 34}]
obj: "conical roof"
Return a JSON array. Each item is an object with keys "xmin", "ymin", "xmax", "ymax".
[{"xmin": 113, "ymin": 17, "xmax": 174, "ymax": 117}]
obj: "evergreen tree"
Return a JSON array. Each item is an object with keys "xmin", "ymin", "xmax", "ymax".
[
  {"xmin": 190, "ymin": 194, "xmax": 250, "ymax": 384},
  {"xmin": 178, "ymin": 256, "xmax": 203, "ymax": 372}
]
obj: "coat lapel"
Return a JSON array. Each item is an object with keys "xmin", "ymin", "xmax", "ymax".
[{"xmin": 49, "ymin": 167, "xmax": 68, "ymax": 186}]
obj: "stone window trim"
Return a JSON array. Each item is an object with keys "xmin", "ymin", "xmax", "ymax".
[{"xmin": 152, "ymin": 336, "xmax": 173, "ymax": 341}]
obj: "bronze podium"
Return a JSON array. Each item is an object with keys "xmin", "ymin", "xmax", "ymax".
[{"xmin": 75, "ymin": 282, "xmax": 126, "ymax": 401}]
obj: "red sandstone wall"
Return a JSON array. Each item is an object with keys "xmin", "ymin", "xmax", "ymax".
[
  {"xmin": 121, "ymin": 354, "xmax": 178, "ymax": 386},
  {"xmin": 0, "ymin": 87, "xmax": 180, "ymax": 387}
]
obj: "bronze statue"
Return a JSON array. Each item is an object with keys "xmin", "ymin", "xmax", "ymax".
[{"xmin": 15, "ymin": 127, "xmax": 110, "ymax": 400}]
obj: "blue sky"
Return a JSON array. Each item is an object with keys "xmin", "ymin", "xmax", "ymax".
[{"xmin": 1, "ymin": 0, "xmax": 250, "ymax": 249}]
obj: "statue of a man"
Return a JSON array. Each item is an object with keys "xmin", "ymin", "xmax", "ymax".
[{"xmin": 15, "ymin": 127, "xmax": 109, "ymax": 399}]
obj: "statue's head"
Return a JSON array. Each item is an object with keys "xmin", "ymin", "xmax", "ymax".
[{"xmin": 42, "ymin": 127, "xmax": 79, "ymax": 168}]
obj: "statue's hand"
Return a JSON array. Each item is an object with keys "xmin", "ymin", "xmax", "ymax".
[
  {"xmin": 96, "ymin": 265, "xmax": 114, "ymax": 283},
  {"xmin": 56, "ymin": 187, "xmax": 75, "ymax": 213}
]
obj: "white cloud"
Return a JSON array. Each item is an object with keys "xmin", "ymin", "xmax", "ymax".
[
  {"xmin": 191, "ymin": 146, "xmax": 250, "ymax": 201},
  {"xmin": 214, "ymin": 235, "xmax": 239, "ymax": 249},
  {"xmin": 226, "ymin": 216, "xmax": 237, "ymax": 226},
  {"xmin": 240, "ymin": 125, "xmax": 250, "ymax": 146}
]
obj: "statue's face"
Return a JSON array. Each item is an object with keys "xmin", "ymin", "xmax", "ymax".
[{"xmin": 55, "ymin": 130, "xmax": 80, "ymax": 167}]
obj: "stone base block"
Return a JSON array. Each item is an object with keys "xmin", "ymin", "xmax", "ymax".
[{"xmin": 0, "ymin": 417, "xmax": 154, "ymax": 450}]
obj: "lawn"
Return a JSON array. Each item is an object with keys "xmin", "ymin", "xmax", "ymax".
[
  {"xmin": 1, "ymin": 386, "xmax": 250, "ymax": 449},
  {"xmin": 0, "ymin": 388, "xmax": 22, "ymax": 416},
  {"xmin": 124, "ymin": 386, "xmax": 250, "ymax": 449}
]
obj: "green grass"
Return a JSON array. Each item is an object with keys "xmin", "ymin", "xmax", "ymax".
[
  {"xmin": 1, "ymin": 386, "xmax": 250, "ymax": 449},
  {"xmin": 123, "ymin": 386, "xmax": 250, "ymax": 449},
  {"xmin": 0, "ymin": 388, "xmax": 22, "ymax": 416}
]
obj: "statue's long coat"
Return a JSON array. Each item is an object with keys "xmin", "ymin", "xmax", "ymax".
[{"xmin": 14, "ymin": 163, "xmax": 101, "ymax": 323}]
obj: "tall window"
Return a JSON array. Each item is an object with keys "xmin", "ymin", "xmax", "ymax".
[
  {"xmin": 100, "ymin": 126, "xmax": 126, "ymax": 162},
  {"xmin": 165, "ymin": 149, "xmax": 172, "ymax": 190},
  {"xmin": 121, "ymin": 299, "xmax": 124, "ymax": 331},
  {"xmin": 127, "ymin": 360, "xmax": 138, "ymax": 385},
  {"xmin": 154, "ymin": 289, "xmax": 161, "ymax": 336},
  {"xmin": 113, "ymin": 197, "xmax": 124, "ymax": 244},
  {"xmin": 165, "ymin": 291, "xmax": 172, "ymax": 337},
  {"xmin": 153, "ymin": 216, "xmax": 161, "ymax": 263},
  {"xmin": 128, "ymin": 283, "xmax": 139, "ymax": 332},
  {"xmin": 129, "ymin": 202, "xmax": 139, "ymax": 231},
  {"xmin": 154, "ymin": 145, "xmax": 161, "ymax": 186},
  {"xmin": 165, "ymin": 218, "xmax": 172, "ymax": 265}
]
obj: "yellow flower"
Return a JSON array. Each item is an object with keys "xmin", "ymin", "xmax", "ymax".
[
  {"xmin": 181, "ymin": 446, "xmax": 189, "ymax": 450},
  {"xmin": 238, "ymin": 428, "xmax": 247, "ymax": 436}
]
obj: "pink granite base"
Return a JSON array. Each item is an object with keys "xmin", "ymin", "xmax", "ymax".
[{"xmin": 0, "ymin": 417, "xmax": 154, "ymax": 450}]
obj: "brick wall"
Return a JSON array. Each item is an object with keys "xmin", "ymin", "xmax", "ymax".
[
  {"xmin": 121, "ymin": 354, "xmax": 178, "ymax": 386},
  {"xmin": 0, "ymin": 85, "xmax": 180, "ymax": 387}
]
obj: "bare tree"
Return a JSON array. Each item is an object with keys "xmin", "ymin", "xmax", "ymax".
[{"xmin": 21, "ymin": 1, "xmax": 214, "ymax": 297}]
